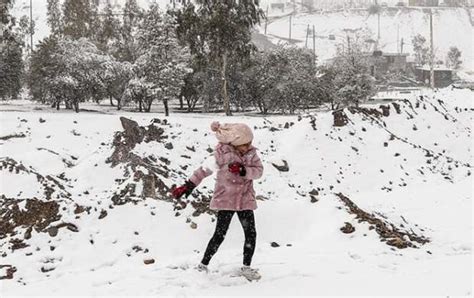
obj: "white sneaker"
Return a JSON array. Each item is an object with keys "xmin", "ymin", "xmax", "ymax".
[
  {"xmin": 195, "ymin": 263, "xmax": 209, "ymax": 273},
  {"xmin": 240, "ymin": 265, "xmax": 261, "ymax": 281}
]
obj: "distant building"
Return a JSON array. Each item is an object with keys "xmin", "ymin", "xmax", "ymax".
[
  {"xmin": 415, "ymin": 67, "xmax": 453, "ymax": 87},
  {"xmin": 268, "ymin": 0, "xmax": 372, "ymax": 10},
  {"xmin": 301, "ymin": 0, "xmax": 315, "ymax": 10},
  {"xmin": 368, "ymin": 51, "xmax": 409, "ymax": 77},
  {"xmin": 270, "ymin": 2, "xmax": 285, "ymax": 11},
  {"xmin": 267, "ymin": 0, "xmax": 286, "ymax": 12}
]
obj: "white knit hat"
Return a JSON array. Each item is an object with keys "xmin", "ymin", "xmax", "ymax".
[{"xmin": 210, "ymin": 121, "xmax": 253, "ymax": 146}]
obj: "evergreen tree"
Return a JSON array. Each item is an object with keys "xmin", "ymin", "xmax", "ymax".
[
  {"xmin": 46, "ymin": 0, "xmax": 62, "ymax": 36},
  {"xmin": 96, "ymin": 1, "xmax": 121, "ymax": 52},
  {"xmin": 18, "ymin": 15, "xmax": 35, "ymax": 53},
  {"xmin": 115, "ymin": 0, "xmax": 142, "ymax": 62},
  {"xmin": 175, "ymin": 0, "xmax": 264, "ymax": 115},
  {"xmin": 123, "ymin": 0, "xmax": 142, "ymax": 35},
  {"xmin": 1, "ymin": 0, "xmax": 15, "ymax": 28},
  {"xmin": 0, "ymin": 0, "xmax": 24, "ymax": 100},
  {"xmin": 0, "ymin": 42, "xmax": 24, "ymax": 100},
  {"xmin": 1, "ymin": 0, "xmax": 16, "ymax": 46},
  {"xmin": 88, "ymin": 0, "xmax": 102, "ymax": 43},
  {"xmin": 28, "ymin": 36, "xmax": 64, "ymax": 107},
  {"xmin": 180, "ymin": 70, "xmax": 205, "ymax": 112},
  {"xmin": 62, "ymin": 0, "xmax": 94, "ymax": 39}
]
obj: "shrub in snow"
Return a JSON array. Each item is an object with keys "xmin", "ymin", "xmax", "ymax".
[
  {"xmin": 240, "ymin": 45, "xmax": 322, "ymax": 114},
  {"xmin": 321, "ymin": 34, "xmax": 376, "ymax": 109}
]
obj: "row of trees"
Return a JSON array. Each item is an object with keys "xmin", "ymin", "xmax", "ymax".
[
  {"xmin": 3, "ymin": 0, "xmax": 376, "ymax": 114},
  {"xmin": 29, "ymin": 0, "xmax": 189, "ymax": 114},
  {"xmin": 412, "ymin": 34, "xmax": 462, "ymax": 69}
]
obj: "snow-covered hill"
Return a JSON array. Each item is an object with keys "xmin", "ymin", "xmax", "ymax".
[
  {"xmin": 260, "ymin": 6, "xmax": 474, "ymax": 71},
  {"xmin": 0, "ymin": 88, "xmax": 472, "ymax": 296}
]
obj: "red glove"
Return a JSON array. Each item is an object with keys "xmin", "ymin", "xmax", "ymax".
[
  {"xmin": 171, "ymin": 180, "xmax": 196, "ymax": 199},
  {"xmin": 228, "ymin": 162, "xmax": 246, "ymax": 177}
]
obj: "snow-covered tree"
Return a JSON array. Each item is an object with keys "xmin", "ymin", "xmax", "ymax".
[
  {"xmin": 446, "ymin": 46, "xmax": 462, "ymax": 70},
  {"xmin": 240, "ymin": 45, "xmax": 321, "ymax": 114},
  {"xmin": 0, "ymin": 0, "xmax": 24, "ymax": 100},
  {"xmin": 331, "ymin": 66, "xmax": 375, "ymax": 108},
  {"xmin": 175, "ymin": 0, "xmax": 264, "ymax": 115},
  {"xmin": 98, "ymin": 59, "xmax": 133, "ymax": 109},
  {"xmin": 122, "ymin": 77, "xmax": 157, "ymax": 112},
  {"xmin": 29, "ymin": 37, "xmax": 112, "ymax": 112},
  {"xmin": 412, "ymin": 34, "xmax": 429, "ymax": 66},
  {"xmin": 54, "ymin": 38, "xmax": 112, "ymax": 111},
  {"xmin": 324, "ymin": 34, "xmax": 376, "ymax": 109},
  {"xmin": 130, "ymin": 5, "xmax": 190, "ymax": 115}
]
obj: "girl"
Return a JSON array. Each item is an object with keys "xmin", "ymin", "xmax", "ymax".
[{"xmin": 172, "ymin": 121, "xmax": 264, "ymax": 281}]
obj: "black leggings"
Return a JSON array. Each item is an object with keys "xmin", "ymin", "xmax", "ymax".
[{"xmin": 201, "ymin": 210, "xmax": 256, "ymax": 266}]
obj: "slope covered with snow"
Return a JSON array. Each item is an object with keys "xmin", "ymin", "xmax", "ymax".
[
  {"xmin": 261, "ymin": 7, "xmax": 474, "ymax": 71},
  {"xmin": 0, "ymin": 88, "xmax": 472, "ymax": 296}
]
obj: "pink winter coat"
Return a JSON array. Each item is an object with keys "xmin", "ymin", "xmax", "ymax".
[{"xmin": 189, "ymin": 143, "xmax": 264, "ymax": 211}]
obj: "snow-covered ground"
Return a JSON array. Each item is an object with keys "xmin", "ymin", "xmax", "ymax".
[{"xmin": 0, "ymin": 88, "xmax": 472, "ymax": 296}]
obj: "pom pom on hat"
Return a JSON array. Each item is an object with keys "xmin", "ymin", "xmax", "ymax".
[
  {"xmin": 210, "ymin": 121, "xmax": 253, "ymax": 146},
  {"xmin": 210, "ymin": 121, "xmax": 221, "ymax": 132}
]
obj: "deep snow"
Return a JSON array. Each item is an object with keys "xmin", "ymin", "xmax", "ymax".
[{"xmin": 0, "ymin": 88, "xmax": 472, "ymax": 296}]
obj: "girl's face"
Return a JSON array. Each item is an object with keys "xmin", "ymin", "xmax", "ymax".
[{"xmin": 234, "ymin": 142, "xmax": 252, "ymax": 154}]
